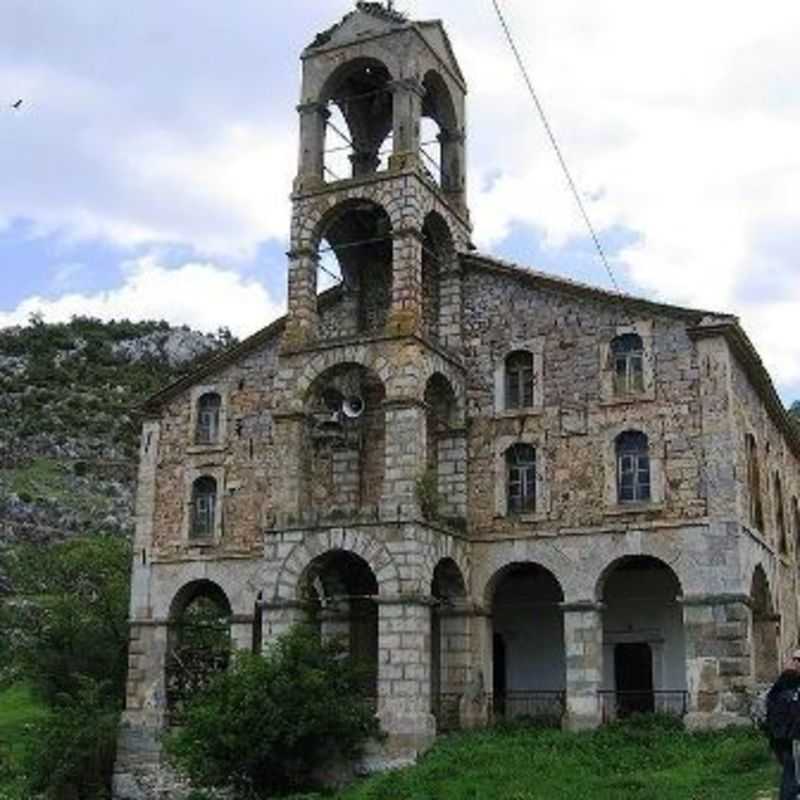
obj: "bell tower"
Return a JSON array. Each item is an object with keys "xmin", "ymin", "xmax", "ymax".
[
  {"xmin": 269, "ymin": 4, "xmax": 473, "ymax": 758},
  {"xmin": 284, "ymin": 1, "xmax": 471, "ymax": 350}
]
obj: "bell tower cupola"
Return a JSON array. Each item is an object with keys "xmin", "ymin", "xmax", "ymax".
[{"xmin": 284, "ymin": 1, "xmax": 471, "ymax": 350}]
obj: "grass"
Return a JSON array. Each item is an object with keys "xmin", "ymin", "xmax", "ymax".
[
  {"xmin": 331, "ymin": 718, "xmax": 780, "ymax": 800},
  {"xmin": 0, "ymin": 683, "xmax": 48, "ymax": 797}
]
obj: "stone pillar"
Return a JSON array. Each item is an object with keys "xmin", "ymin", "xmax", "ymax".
[
  {"xmin": 438, "ymin": 266, "xmax": 463, "ymax": 354},
  {"xmin": 439, "ymin": 128, "xmax": 467, "ymax": 214},
  {"xmin": 562, "ymin": 601, "xmax": 603, "ymax": 730},
  {"xmin": 262, "ymin": 600, "xmax": 306, "ymax": 644},
  {"xmin": 284, "ymin": 249, "xmax": 318, "ymax": 349},
  {"xmin": 681, "ymin": 593, "xmax": 753, "ymax": 728},
  {"xmin": 375, "ymin": 598, "xmax": 436, "ymax": 761},
  {"xmin": 113, "ymin": 622, "xmax": 170, "ymax": 799},
  {"xmin": 294, "ymin": 101, "xmax": 329, "ymax": 192},
  {"xmin": 230, "ymin": 614, "xmax": 255, "ymax": 652},
  {"xmin": 389, "ymin": 78, "xmax": 424, "ymax": 171},
  {"xmin": 381, "ymin": 400, "xmax": 426, "ymax": 519},
  {"xmin": 271, "ymin": 413, "xmax": 307, "ymax": 522},
  {"xmin": 460, "ymin": 607, "xmax": 491, "ymax": 729},
  {"xmin": 387, "ymin": 229, "xmax": 423, "ymax": 336}
]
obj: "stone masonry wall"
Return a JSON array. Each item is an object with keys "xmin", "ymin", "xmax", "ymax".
[{"xmin": 461, "ymin": 266, "xmax": 707, "ymax": 536}]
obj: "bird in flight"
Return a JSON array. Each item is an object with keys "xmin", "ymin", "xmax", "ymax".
[{"xmin": 11, "ymin": 99, "xmax": 23, "ymax": 109}]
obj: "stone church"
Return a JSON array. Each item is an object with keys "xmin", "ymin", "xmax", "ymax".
[{"xmin": 114, "ymin": 1, "xmax": 800, "ymax": 791}]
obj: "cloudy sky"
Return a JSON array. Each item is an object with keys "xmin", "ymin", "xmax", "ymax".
[{"xmin": 1, "ymin": 0, "xmax": 799, "ymax": 402}]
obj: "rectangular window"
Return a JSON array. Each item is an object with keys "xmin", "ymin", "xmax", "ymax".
[
  {"xmin": 197, "ymin": 410, "xmax": 219, "ymax": 445},
  {"xmin": 508, "ymin": 464, "xmax": 536, "ymax": 513},
  {"xmin": 618, "ymin": 454, "xmax": 650, "ymax": 503},
  {"xmin": 192, "ymin": 494, "xmax": 216, "ymax": 537}
]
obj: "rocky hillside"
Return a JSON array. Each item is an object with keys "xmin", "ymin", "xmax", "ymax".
[{"xmin": 0, "ymin": 317, "xmax": 234, "ymax": 558}]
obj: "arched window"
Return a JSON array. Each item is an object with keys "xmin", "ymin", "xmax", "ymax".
[
  {"xmin": 746, "ymin": 434, "xmax": 764, "ymax": 531},
  {"xmin": 775, "ymin": 473, "xmax": 786, "ymax": 553},
  {"xmin": 505, "ymin": 351, "xmax": 534, "ymax": 410},
  {"xmin": 507, "ymin": 444, "xmax": 536, "ymax": 514},
  {"xmin": 196, "ymin": 393, "xmax": 221, "ymax": 445},
  {"xmin": 616, "ymin": 431, "xmax": 650, "ymax": 503},
  {"xmin": 611, "ymin": 334, "xmax": 644, "ymax": 395},
  {"xmin": 191, "ymin": 477, "xmax": 218, "ymax": 538}
]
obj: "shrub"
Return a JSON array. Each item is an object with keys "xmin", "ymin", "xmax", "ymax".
[{"xmin": 165, "ymin": 625, "xmax": 381, "ymax": 798}]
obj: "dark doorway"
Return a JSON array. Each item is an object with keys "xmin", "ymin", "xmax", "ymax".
[
  {"xmin": 614, "ymin": 642, "xmax": 654, "ymax": 715},
  {"xmin": 493, "ymin": 633, "xmax": 507, "ymax": 716}
]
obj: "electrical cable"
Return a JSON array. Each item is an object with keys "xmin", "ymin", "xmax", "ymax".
[{"xmin": 491, "ymin": 0, "xmax": 622, "ymax": 295}]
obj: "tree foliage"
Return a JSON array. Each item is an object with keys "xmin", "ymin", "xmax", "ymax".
[
  {"xmin": 0, "ymin": 536, "xmax": 131, "ymax": 799},
  {"xmin": 165, "ymin": 625, "xmax": 381, "ymax": 798}
]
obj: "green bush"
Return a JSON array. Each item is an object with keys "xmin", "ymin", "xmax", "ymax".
[{"xmin": 166, "ymin": 625, "xmax": 381, "ymax": 798}]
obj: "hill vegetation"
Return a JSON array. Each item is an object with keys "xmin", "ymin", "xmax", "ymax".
[{"xmin": 0, "ymin": 316, "xmax": 233, "ymax": 554}]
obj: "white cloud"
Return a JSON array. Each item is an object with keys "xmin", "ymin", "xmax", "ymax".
[
  {"xmin": 0, "ymin": 257, "xmax": 284, "ymax": 339},
  {"xmin": 1, "ymin": 1, "xmax": 800, "ymax": 395}
]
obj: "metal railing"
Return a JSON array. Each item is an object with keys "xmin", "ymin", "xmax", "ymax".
[
  {"xmin": 491, "ymin": 690, "xmax": 566, "ymax": 726},
  {"xmin": 598, "ymin": 690, "xmax": 689, "ymax": 722},
  {"xmin": 433, "ymin": 690, "xmax": 567, "ymax": 732}
]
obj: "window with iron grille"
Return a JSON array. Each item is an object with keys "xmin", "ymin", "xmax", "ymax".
[
  {"xmin": 507, "ymin": 444, "xmax": 536, "ymax": 514},
  {"xmin": 616, "ymin": 431, "xmax": 650, "ymax": 503},
  {"xmin": 505, "ymin": 351, "xmax": 534, "ymax": 410},
  {"xmin": 610, "ymin": 334, "xmax": 644, "ymax": 395},
  {"xmin": 196, "ymin": 393, "xmax": 221, "ymax": 445},
  {"xmin": 191, "ymin": 476, "xmax": 217, "ymax": 538}
]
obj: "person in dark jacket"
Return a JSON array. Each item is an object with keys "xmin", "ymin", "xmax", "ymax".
[{"xmin": 767, "ymin": 652, "xmax": 800, "ymax": 800}]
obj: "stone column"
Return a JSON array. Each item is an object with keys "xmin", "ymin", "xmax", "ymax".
[
  {"xmin": 380, "ymin": 399, "xmax": 426, "ymax": 519},
  {"xmin": 562, "ymin": 601, "xmax": 603, "ymax": 730},
  {"xmin": 681, "ymin": 593, "xmax": 753, "ymax": 728},
  {"xmin": 389, "ymin": 78, "xmax": 424, "ymax": 171},
  {"xmin": 294, "ymin": 101, "xmax": 329, "ymax": 192},
  {"xmin": 375, "ymin": 597, "xmax": 436, "ymax": 760},
  {"xmin": 387, "ymin": 229, "xmax": 423, "ymax": 336},
  {"xmin": 284, "ymin": 249, "xmax": 318, "ymax": 350}
]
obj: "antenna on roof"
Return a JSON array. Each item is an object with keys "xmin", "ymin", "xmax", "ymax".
[{"xmin": 386, "ymin": 0, "xmax": 394, "ymax": 10}]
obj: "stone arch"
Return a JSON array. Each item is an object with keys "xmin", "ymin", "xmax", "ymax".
[
  {"xmin": 584, "ymin": 538, "xmax": 690, "ymax": 603},
  {"xmin": 422, "ymin": 536, "xmax": 471, "ymax": 593},
  {"xmin": 417, "ymin": 358, "xmax": 466, "ymax": 424},
  {"xmin": 598, "ymin": 556, "xmax": 687, "ymax": 714},
  {"xmin": 751, "ymin": 563, "xmax": 780, "ymax": 683},
  {"xmin": 487, "ymin": 562, "xmax": 566, "ymax": 718},
  {"xmin": 169, "ymin": 579, "xmax": 232, "ymax": 621},
  {"xmin": 295, "ymin": 192, "xmax": 402, "ymax": 253},
  {"xmin": 273, "ymin": 529, "xmax": 401, "ymax": 602},
  {"xmin": 430, "ymin": 555, "xmax": 469, "ymax": 725},
  {"xmin": 479, "ymin": 551, "xmax": 571, "ymax": 608},
  {"xmin": 166, "ymin": 580, "xmax": 232, "ymax": 720},
  {"xmin": 595, "ymin": 555, "xmax": 684, "ymax": 604}
]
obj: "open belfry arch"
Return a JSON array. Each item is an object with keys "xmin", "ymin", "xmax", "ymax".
[{"xmin": 114, "ymin": 3, "xmax": 800, "ymax": 796}]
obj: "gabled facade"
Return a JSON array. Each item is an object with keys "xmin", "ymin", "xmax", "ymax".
[{"xmin": 113, "ymin": 4, "xmax": 800, "ymax": 796}]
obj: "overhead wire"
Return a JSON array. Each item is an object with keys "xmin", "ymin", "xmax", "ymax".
[{"xmin": 490, "ymin": 0, "xmax": 622, "ymax": 296}]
